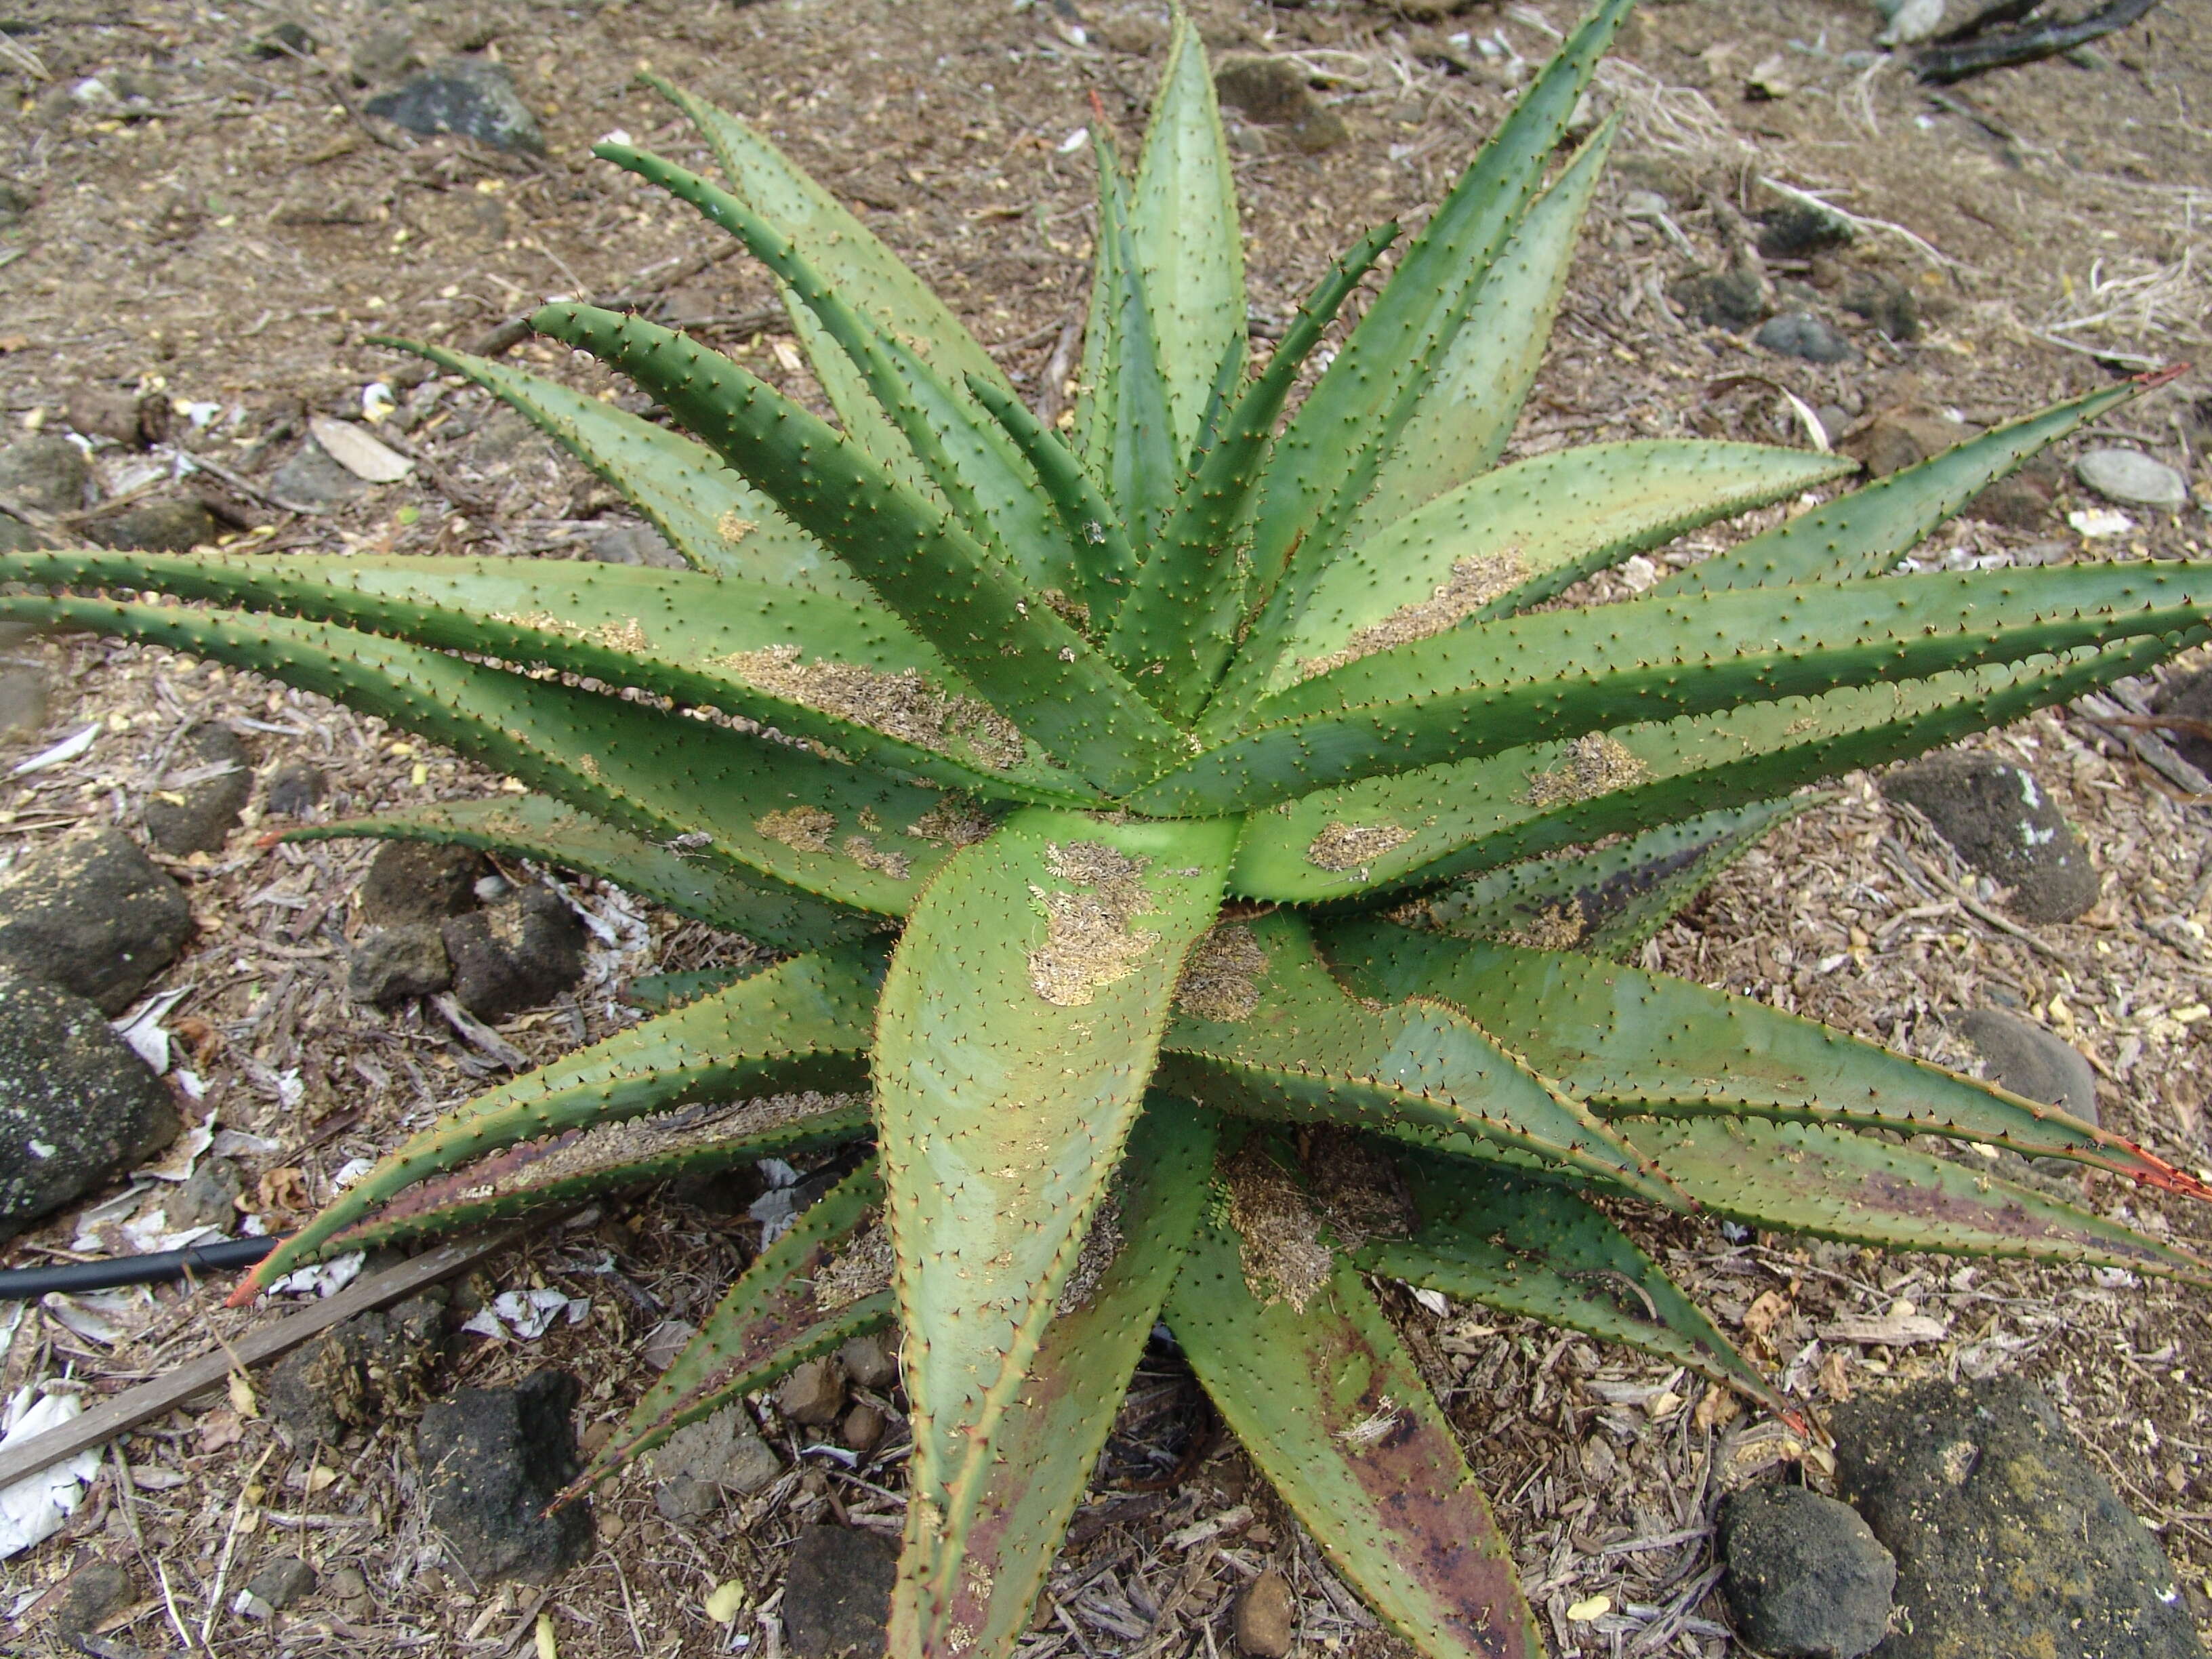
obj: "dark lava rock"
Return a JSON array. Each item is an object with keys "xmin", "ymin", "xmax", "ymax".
[
  {"xmin": 357, "ymin": 840, "xmax": 489, "ymax": 928},
  {"xmin": 418, "ymin": 1370, "xmax": 593, "ymax": 1584},
  {"xmin": 781, "ymin": 1523, "xmax": 897, "ymax": 1659},
  {"xmin": 1832, "ymin": 1376, "xmax": 2204, "ymax": 1659},
  {"xmin": 0, "ymin": 828, "xmax": 192, "ymax": 1012},
  {"xmin": 165, "ymin": 1155, "xmax": 245, "ymax": 1231},
  {"xmin": 270, "ymin": 438, "xmax": 373, "ymax": 508},
  {"xmin": 1757, "ymin": 202, "xmax": 1854, "ymax": 260},
  {"xmin": 0, "ymin": 435, "xmax": 91, "ymax": 513},
  {"xmin": 1670, "ymin": 266, "xmax": 1767, "ymax": 331},
  {"xmin": 243, "ymin": 1553, "xmax": 316, "ymax": 1611},
  {"xmin": 1755, "ymin": 311, "xmax": 1854, "ymax": 363},
  {"xmin": 1955, "ymin": 1006, "xmax": 2098, "ymax": 1124},
  {"xmin": 2154, "ymin": 666, "xmax": 2212, "ymax": 777},
  {"xmin": 443, "ymin": 887, "xmax": 585, "ymax": 1021},
  {"xmin": 1719, "ymin": 1484, "xmax": 1896, "ymax": 1659},
  {"xmin": 249, "ymin": 20, "xmax": 316, "ymax": 58},
  {"xmin": 145, "ymin": 723, "xmax": 253, "ymax": 856},
  {"xmin": 0, "ymin": 973, "xmax": 179, "ymax": 1241},
  {"xmin": 1839, "ymin": 273, "xmax": 1923, "ymax": 342},
  {"xmin": 263, "ymin": 762, "xmax": 327, "ymax": 817},
  {"xmin": 44, "ymin": 1559, "xmax": 135, "ymax": 1635},
  {"xmin": 590, "ymin": 523, "xmax": 687, "ymax": 570},
  {"xmin": 88, "ymin": 496, "xmax": 220, "ymax": 553},
  {"xmin": 348, "ymin": 922, "xmax": 453, "ymax": 1005},
  {"xmin": 1881, "ymin": 752, "xmax": 2100, "ymax": 922},
  {"xmin": 1213, "ymin": 56, "xmax": 1349, "ymax": 152},
  {"xmin": 267, "ymin": 1298, "xmax": 445, "ymax": 1445},
  {"xmin": 365, "ymin": 58, "xmax": 545, "ymax": 154}
]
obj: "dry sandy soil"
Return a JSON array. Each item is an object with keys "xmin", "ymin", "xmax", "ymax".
[{"xmin": 1, "ymin": 0, "xmax": 2211, "ymax": 1654}]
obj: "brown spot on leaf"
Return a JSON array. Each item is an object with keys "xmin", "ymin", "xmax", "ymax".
[
  {"xmin": 1225, "ymin": 1145, "xmax": 1332, "ymax": 1311},
  {"xmin": 1526, "ymin": 733, "xmax": 1650, "ymax": 808},
  {"xmin": 756, "ymin": 805, "xmax": 837, "ymax": 852},
  {"xmin": 1296, "ymin": 550, "xmax": 1531, "ymax": 682},
  {"xmin": 1307, "ymin": 820, "xmax": 1413, "ymax": 873},
  {"xmin": 722, "ymin": 644, "xmax": 1025, "ymax": 769},
  {"xmin": 1175, "ymin": 922, "xmax": 1269, "ymax": 1022},
  {"xmin": 1027, "ymin": 841, "xmax": 1160, "ymax": 1008}
]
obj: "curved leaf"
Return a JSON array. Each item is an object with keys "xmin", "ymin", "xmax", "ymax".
[{"xmin": 232, "ymin": 944, "xmax": 883, "ymax": 1299}]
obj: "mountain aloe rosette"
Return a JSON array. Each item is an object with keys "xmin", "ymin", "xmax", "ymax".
[{"xmin": 9, "ymin": 5, "xmax": 2211, "ymax": 1654}]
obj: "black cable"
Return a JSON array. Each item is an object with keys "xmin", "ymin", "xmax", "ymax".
[{"xmin": 0, "ymin": 1234, "xmax": 286, "ymax": 1300}]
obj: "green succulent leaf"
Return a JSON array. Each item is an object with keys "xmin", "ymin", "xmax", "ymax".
[
  {"xmin": 1397, "ymin": 795, "xmax": 1820, "ymax": 960},
  {"xmin": 1656, "ymin": 382, "xmax": 2137, "ymax": 594},
  {"xmin": 1226, "ymin": 635, "xmax": 2192, "ymax": 902},
  {"xmin": 1168, "ymin": 1137, "xmax": 1538, "ymax": 1659},
  {"xmin": 874, "ymin": 807, "xmax": 1235, "ymax": 1636},
  {"xmin": 1353, "ymin": 1151, "xmax": 1788, "ymax": 1416},
  {"xmin": 963, "ymin": 372, "xmax": 1141, "ymax": 620},
  {"xmin": 1275, "ymin": 440, "xmax": 1853, "ymax": 699},
  {"xmin": 1129, "ymin": 8, "xmax": 1247, "ymax": 460},
  {"xmin": 898, "ymin": 1101, "xmax": 1218, "ymax": 1659},
  {"xmin": 1328, "ymin": 920, "xmax": 2212, "ymax": 1196},
  {"xmin": 1157, "ymin": 910, "xmax": 1684, "ymax": 1206},
  {"xmin": 284, "ymin": 794, "xmax": 875, "ymax": 951},
  {"xmin": 1084, "ymin": 130, "xmax": 1182, "ymax": 557},
  {"xmin": 623, "ymin": 967, "xmax": 752, "ymax": 1012},
  {"xmin": 327, "ymin": 1092, "xmax": 872, "ymax": 1256},
  {"xmin": 531, "ymin": 304, "xmax": 1185, "ymax": 797},
  {"xmin": 562, "ymin": 1158, "xmax": 895, "ymax": 1502},
  {"xmin": 375, "ymin": 337, "xmax": 872, "ymax": 596},
  {"xmin": 232, "ymin": 945, "xmax": 883, "ymax": 1299}
]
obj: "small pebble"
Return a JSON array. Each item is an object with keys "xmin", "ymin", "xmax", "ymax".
[
  {"xmin": 2074, "ymin": 447, "xmax": 2188, "ymax": 512},
  {"xmin": 1755, "ymin": 311, "xmax": 1853, "ymax": 363},
  {"xmin": 775, "ymin": 1355, "xmax": 848, "ymax": 1428},
  {"xmin": 1234, "ymin": 1570, "xmax": 1297, "ymax": 1659}
]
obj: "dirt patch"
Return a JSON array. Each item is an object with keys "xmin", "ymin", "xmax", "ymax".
[
  {"xmin": 1307, "ymin": 819, "xmax": 1414, "ymax": 872},
  {"xmin": 1295, "ymin": 550, "xmax": 1532, "ymax": 683},
  {"xmin": 1174, "ymin": 921, "xmax": 1269, "ymax": 1022},
  {"xmin": 755, "ymin": 804, "xmax": 837, "ymax": 853},
  {"xmin": 1224, "ymin": 1143, "xmax": 1333, "ymax": 1313},
  {"xmin": 1027, "ymin": 840, "xmax": 1160, "ymax": 1008},
  {"xmin": 1528, "ymin": 733, "xmax": 1654, "ymax": 807},
  {"xmin": 723, "ymin": 644, "xmax": 1026, "ymax": 771}
]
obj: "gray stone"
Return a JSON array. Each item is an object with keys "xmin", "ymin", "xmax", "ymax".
[
  {"xmin": 89, "ymin": 496, "xmax": 220, "ymax": 553},
  {"xmin": 590, "ymin": 523, "xmax": 687, "ymax": 570},
  {"xmin": 0, "ymin": 972, "xmax": 179, "ymax": 1241},
  {"xmin": 655, "ymin": 1475, "xmax": 723, "ymax": 1527},
  {"xmin": 323, "ymin": 1563, "xmax": 373, "ymax": 1618},
  {"xmin": 144, "ymin": 724, "xmax": 253, "ymax": 856},
  {"xmin": 443, "ymin": 887, "xmax": 586, "ymax": 1021},
  {"xmin": 365, "ymin": 58, "xmax": 544, "ymax": 154},
  {"xmin": 1755, "ymin": 311, "xmax": 1854, "ymax": 363},
  {"xmin": 1832, "ymin": 1376, "xmax": 2205, "ymax": 1659},
  {"xmin": 838, "ymin": 1401, "xmax": 884, "ymax": 1453},
  {"xmin": 348, "ymin": 923, "xmax": 453, "ymax": 1004},
  {"xmin": 244, "ymin": 1555, "xmax": 316, "ymax": 1610},
  {"xmin": 0, "ymin": 436, "xmax": 91, "ymax": 513},
  {"xmin": 0, "ymin": 662, "xmax": 49, "ymax": 739},
  {"xmin": 653, "ymin": 1404, "xmax": 782, "ymax": 1500},
  {"xmin": 165, "ymin": 1155, "xmax": 245, "ymax": 1231},
  {"xmin": 271, "ymin": 438, "xmax": 373, "ymax": 507},
  {"xmin": 1956, "ymin": 1006, "xmax": 2098, "ymax": 1124},
  {"xmin": 45, "ymin": 1559, "xmax": 134, "ymax": 1634},
  {"xmin": 358, "ymin": 840, "xmax": 489, "ymax": 928},
  {"xmin": 1881, "ymin": 752, "xmax": 2100, "ymax": 922},
  {"xmin": 2075, "ymin": 447, "xmax": 2189, "ymax": 512},
  {"xmin": 0, "ymin": 828, "xmax": 192, "ymax": 1013},
  {"xmin": 1719, "ymin": 1484, "xmax": 1895, "ymax": 1658},
  {"xmin": 775, "ymin": 1355, "xmax": 847, "ymax": 1427},
  {"xmin": 781, "ymin": 1524, "xmax": 897, "ymax": 1659},
  {"xmin": 418, "ymin": 1370, "xmax": 593, "ymax": 1584},
  {"xmin": 1212, "ymin": 56, "xmax": 1348, "ymax": 152},
  {"xmin": 837, "ymin": 1330, "xmax": 899, "ymax": 1391},
  {"xmin": 263, "ymin": 762, "xmax": 326, "ymax": 817},
  {"xmin": 267, "ymin": 1298, "xmax": 445, "ymax": 1444},
  {"xmin": 1671, "ymin": 266, "xmax": 1768, "ymax": 331}
]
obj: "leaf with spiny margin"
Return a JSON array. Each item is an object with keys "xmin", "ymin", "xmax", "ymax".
[
  {"xmin": 1397, "ymin": 796, "xmax": 1819, "ymax": 960},
  {"xmin": 531, "ymin": 304, "xmax": 1186, "ymax": 798},
  {"xmin": 231, "ymin": 945, "xmax": 882, "ymax": 1300},
  {"xmin": 1656, "ymin": 382, "xmax": 2136, "ymax": 595},
  {"xmin": 625, "ymin": 967, "xmax": 751, "ymax": 1012},
  {"xmin": 1143, "ymin": 562, "xmax": 2212, "ymax": 815},
  {"xmin": 1155, "ymin": 909, "xmax": 1683, "ymax": 1206},
  {"xmin": 1208, "ymin": 0, "xmax": 1635, "ymax": 733},
  {"xmin": 1614, "ymin": 1116, "xmax": 2211, "ymax": 1281},
  {"xmin": 1075, "ymin": 139, "xmax": 1130, "ymax": 476},
  {"xmin": 0, "ymin": 596, "xmax": 956, "ymax": 914},
  {"xmin": 1227, "ymin": 637, "xmax": 2187, "ymax": 903},
  {"xmin": 602, "ymin": 145, "xmax": 1084, "ymax": 600},
  {"xmin": 1166, "ymin": 1142, "xmax": 1538, "ymax": 1659},
  {"xmin": 375, "ymin": 338, "xmax": 874, "ymax": 597},
  {"xmin": 1, "ymin": 541, "xmax": 1094, "ymax": 804},
  {"xmin": 328, "ymin": 1093, "xmax": 873, "ymax": 1256},
  {"xmin": 1351, "ymin": 1152, "xmax": 1789, "ymax": 1416},
  {"xmin": 964, "ymin": 373, "xmax": 1139, "ymax": 621},
  {"xmin": 1084, "ymin": 131, "xmax": 1180, "ymax": 558},
  {"xmin": 1325, "ymin": 920, "xmax": 2212, "ymax": 1197},
  {"xmin": 1129, "ymin": 7, "xmax": 1246, "ymax": 459},
  {"xmin": 874, "ymin": 808, "xmax": 1234, "ymax": 1637},
  {"xmin": 1337, "ymin": 121, "xmax": 1616, "ymax": 555},
  {"xmin": 1113, "ymin": 223, "xmax": 1397, "ymax": 720},
  {"xmin": 648, "ymin": 75, "xmax": 1010, "ymax": 394},
  {"xmin": 561, "ymin": 1159, "xmax": 895, "ymax": 1504},
  {"xmin": 895, "ymin": 1101, "xmax": 1218, "ymax": 1659},
  {"xmin": 1273, "ymin": 441, "xmax": 1852, "ymax": 698},
  {"xmin": 283, "ymin": 795, "xmax": 874, "ymax": 952}
]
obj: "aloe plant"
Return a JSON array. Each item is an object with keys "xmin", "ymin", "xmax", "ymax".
[{"xmin": 8, "ymin": 5, "xmax": 2209, "ymax": 1654}]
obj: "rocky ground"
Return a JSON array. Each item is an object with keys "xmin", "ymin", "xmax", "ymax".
[{"xmin": 1, "ymin": 0, "xmax": 2211, "ymax": 1654}]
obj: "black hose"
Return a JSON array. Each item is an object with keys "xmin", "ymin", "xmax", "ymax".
[{"xmin": 0, "ymin": 1234, "xmax": 285, "ymax": 1300}]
